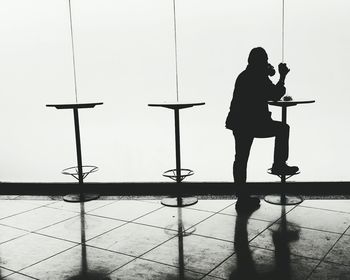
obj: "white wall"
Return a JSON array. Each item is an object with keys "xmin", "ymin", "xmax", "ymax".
[{"xmin": 0, "ymin": 0, "xmax": 349, "ymax": 182}]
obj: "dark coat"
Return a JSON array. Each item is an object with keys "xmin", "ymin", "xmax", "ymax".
[{"xmin": 226, "ymin": 66, "xmax": 285, "ymax": 131}]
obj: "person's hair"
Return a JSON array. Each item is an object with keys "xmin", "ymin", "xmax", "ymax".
[{"xmin": 248, "ymin": 47, "xmax": 268, "ymax": 66}]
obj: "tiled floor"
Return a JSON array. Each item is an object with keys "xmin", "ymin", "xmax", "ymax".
[{"xmin": 0, "ymin": 196, "xmax": 348, "ymax": 279}]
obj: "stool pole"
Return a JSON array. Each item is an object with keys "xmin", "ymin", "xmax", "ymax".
[
  {"xmin": 73, "ymin": 108, "xmax": 83, "ymax": 185},
  {"xmin": 174, "ymin": 108, "xmax": 181, "ymax": 183}
]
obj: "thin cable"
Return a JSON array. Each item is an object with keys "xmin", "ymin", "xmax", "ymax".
[
  {"xmin": 282, "ymin": 0, "xmax": 285, "ymax": 62},
  {"xmin": 172, "ymin": 0, "xmax": 179, "ymax": 102},
  {"xmin": 68, "ymin": 0, "xmax": 78, "ymax": 103}
]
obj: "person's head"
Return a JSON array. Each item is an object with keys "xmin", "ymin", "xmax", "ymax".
[
  {"xmin": 247, "ymin": 47, "xmax": 275, "ymax": 76},
  {"xmin": 248, "ymin": 47, "xmax": 268, "ymax": 68}
]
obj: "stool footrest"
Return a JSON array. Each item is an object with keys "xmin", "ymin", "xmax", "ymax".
[
  {"xmin": 62, "ymin": 165, "xmax": 99, "ymax": 180},
  {"xmin": 163, "ymin": 168, "xmax": 194, "ymax": 182},
  {"xmin": 267, "ymin": 168, "xmax": 300, "ymax": 180}
]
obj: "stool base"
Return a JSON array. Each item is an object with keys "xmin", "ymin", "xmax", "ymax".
[
  {"xmin": 161, "ymin": 196, "xmax": 198, "ymax": 207},
  {"xmin": 264, "ymin": 194, "xmax": 303, "ymax": 206},
  {"xmin": 63, "ymin": 193, "xmax": 100, "ymax": 203}
]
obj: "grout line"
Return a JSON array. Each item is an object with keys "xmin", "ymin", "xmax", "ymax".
[{"xmin": 3, "ymin": 271, "xmax": 39, "ymax": 279}]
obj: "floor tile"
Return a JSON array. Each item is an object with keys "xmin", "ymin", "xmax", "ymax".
[
  {"xmin": 194, "ymin": 213, "xmax": 271, "ymax": 242},
  {"xmin": 45, "ymin": 200, "xmax": 115, "ymax": 213},
  {"xmin": 87, "ymin": 222, "xmax": 173, "ymax": 257},
  {"xmin": 0, "ymin": 233, "xmax": 75, "ymax": 271},
  {"xmin": 209, "ymin": 246, "xmax": 318, "ymax": 280},
  {"xmin": 187, "ymin": 200, "xmax": 235, "ymax": 213},
  {"xmin": 325, "ymin": 234, "xmax": 350, "ymax": 265},
  {"xmin": 0, "ymin": 201, "xmax": 42, "ymax": 220},
  {"xmin": 308, "ymin": 261, "xmax": 350, "ymax": 280},
  {"xmin": 0, "ymin": 206, "xmax": 78, "ymax": 232},
  {"xmin": 89, "ymin": 201, "xmax": 163, "ymax": 221},
  {"xmin": 38, "ymin": 214, "xmax": 125, "ymax": 243},
  {"xmin": 201, "ymin": 276, "xmax": 225, "ymax": 280},
  {"xmin": 142, "ymin": 234, "xmax": 234, "ymax": 274},
  {"xmin": 285, "ymin": 206, "xmax": 350, "ymax": 233},
  {"xmin": 220, "ymin": 200, "xmax": 295, "ymax": 222},
  {"xmin": 20, "ymin": 245, "xmax": 134, "ymax": 280},
  {"xmin": 0, "ymin": 224, "xmax": 28, "ymax": 244},
  {"xmin": 250, "ymin": 221, "xmax": 340, "ymax": 260},
  {"xmin": 134, "ymin": 207, "xmax": 213, "ymax": 231},
  {"xmin": 0, "ymin": 197, "xmax": 348, "ymax": 279},
  {"xmin": 139, "ymin": 199, "xmax": 161, "ymax": 204},
  {"xmin": 300, "ymin": 199, "xmax": 350, "ymax": 213},
  {"xmin": 108, "ymin": 258, "xmax": 204, "ymax": 280}
]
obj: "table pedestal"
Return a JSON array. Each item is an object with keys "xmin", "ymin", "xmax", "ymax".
[
  {"xmin": 149, "ymin": 102, "xmax": 204, "ymax": 207},
  {"xmin": 47, "ymin": 102, "xmax": 102, "ymax": 203}
]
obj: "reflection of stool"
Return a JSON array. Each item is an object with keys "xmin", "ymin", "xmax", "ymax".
[
  {"xmin": 149, "ymin": 102, "xmax": 205, "ymax": 207},
  {"xmin": 265, "ymin": 168, "xmax": 302, "ymax": 205},
  {"xmin": 47, "ymin": 102, "xmax": 102, "ymax": 202},
  {"xmin": 264, "ymin": 100, "xmax": 314, "ymax": 206}
]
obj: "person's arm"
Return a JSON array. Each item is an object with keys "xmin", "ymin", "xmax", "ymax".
[{"xmin": 267, "ymin": 63, "xmax": 290, "ymax": 101}]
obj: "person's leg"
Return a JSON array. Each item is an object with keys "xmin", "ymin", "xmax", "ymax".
[
  {"xmin": 256, "ymin": 121, "xmax": 289, "ymax": 164},
  {"xmin": 233, "ymin": 132, "xmax": 253, "ymax": 184},
  {"xmin": 233, "ymin": 132, "xmax": 260, "ymax": 210},
  {"xmin": 254, "ymin": 120, "xmax": 297, "ymax": 174}
]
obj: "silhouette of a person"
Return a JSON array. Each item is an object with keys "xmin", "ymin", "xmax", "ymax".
[
  {"xmin": 230, "ymin": 206, "xmax": 300, "ymax": 280},
  {"xmin": 226, "ymin": 47, "xmax": 298, "ymax": 208}
]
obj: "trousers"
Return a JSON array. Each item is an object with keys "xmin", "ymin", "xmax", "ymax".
[{"xmin": 233, "ymin": 120, "xmax": 289, "ymax": 184}]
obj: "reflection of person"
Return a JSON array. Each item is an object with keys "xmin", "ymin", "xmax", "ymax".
[
  {"xmin": 225, "ymin": 47, "xmax": 298, "ymax": 209},
  {"xmin": 230, "ymin": 206, "xmax": 299, "ymax": 280}
]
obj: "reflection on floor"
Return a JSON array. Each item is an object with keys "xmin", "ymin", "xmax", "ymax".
[{"xmin": 0, "ymin": 196, "xmax": 348, "ymax": 279}]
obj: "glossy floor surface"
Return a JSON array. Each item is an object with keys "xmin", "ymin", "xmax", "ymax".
[{"xmin": 0, "ymin": 196, "xmax": 348, "ymax": 279}]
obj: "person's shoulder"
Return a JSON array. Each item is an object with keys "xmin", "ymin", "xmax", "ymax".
[{"xmin": 236, "ymin": 69, "xmax": 248, "ymax": 80}]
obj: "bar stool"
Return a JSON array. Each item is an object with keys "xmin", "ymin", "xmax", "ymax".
[
  {"xmin": 149, "ymin": 102, "xmax": 205, "ymax": 207},
  {"xmin": 47, "ymin": 102, "xmax": 103, "ymax": 202},
  {"xmin": 264, "ymin": 99, "xmax": 315, "ymax": 205}
]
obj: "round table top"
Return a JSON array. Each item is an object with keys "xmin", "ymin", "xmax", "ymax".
[
  {"xmin": 268, "ymin": 100, "xmax": 315, "ymax": 107},
  {"xmin": 148, "ymin": 102, "xmax": 205, "ymax": 110},
  {"xmin": 46, "ymin": 102, "xmax": 103, "ymax": 109}
]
